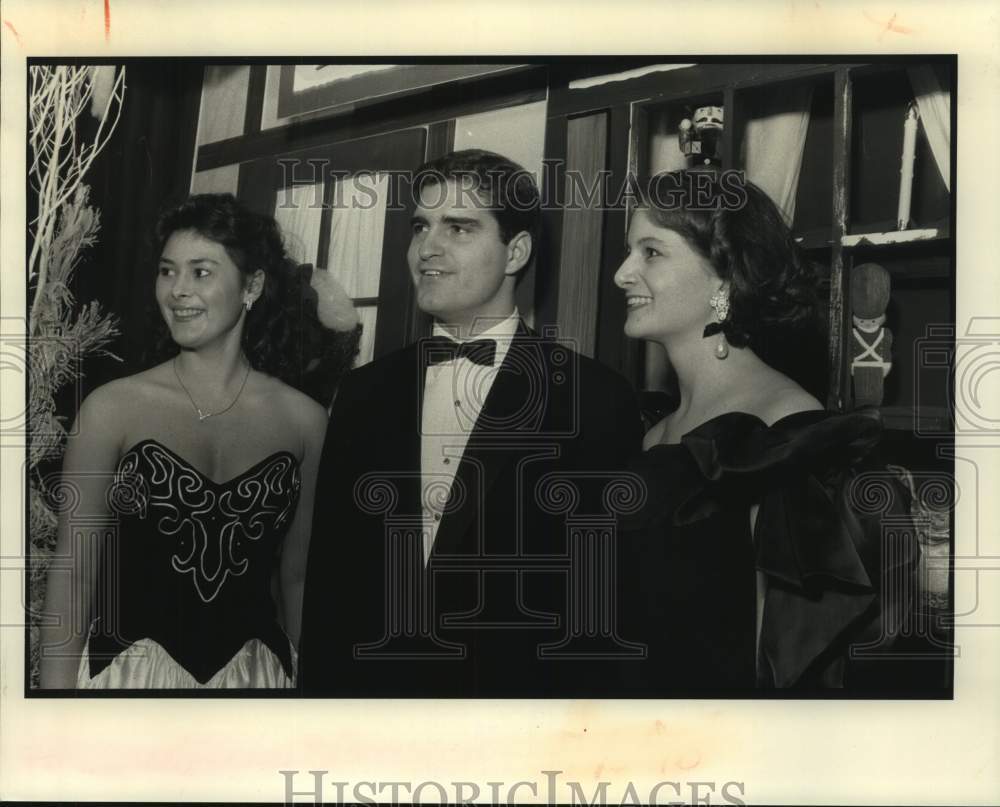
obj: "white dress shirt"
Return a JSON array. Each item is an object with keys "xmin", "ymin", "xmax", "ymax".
[{"xmin": 419, "ymin": 310, "xmax": 520, "ymax": 564}]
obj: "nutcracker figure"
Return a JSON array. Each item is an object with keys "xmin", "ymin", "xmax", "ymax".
[
  {"xmin": 850, "ymin": 262, "xmax": 893, "ymax": 407},
  {"xmin": 677, "ymin": 105, "xmax": 724, "ymax": 166}
]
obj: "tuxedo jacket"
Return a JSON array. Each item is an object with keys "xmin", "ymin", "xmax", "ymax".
[{"xmin": 299, "ymin": 324, "xmax": 643, "ymax": 696}]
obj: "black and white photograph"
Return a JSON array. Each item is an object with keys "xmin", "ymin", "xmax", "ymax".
[
  {"xmin": 2, "ymin": 1, "xmax": 998, "ymax": 805},
  {"xmin": 22, "ymin": 57, "xmax": 956, "ymax": 698}
]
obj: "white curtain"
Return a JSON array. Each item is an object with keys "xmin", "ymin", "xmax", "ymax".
[
  {"xmin": 648, "ymin": 110, "xmax": 689, "ymax": 175},
  {"xmin": 907, "ymin": 66, "xmax": 951, "ymax": 192},
  {"xmin": 273, "ymin": 182, "xmax": 324, "ymax": 266},
  {"xmin": 742, "ymin": 84, "xmax": 814, "ymax": 226},
  {"xmin": 325, "ymin": 174, "xmax": 389, "ymax": 298},
  {"xmin": 275, "ymin": 176, "xmax": 388, "ymax": 368},
  {"xmin": 354, "ymin": 305, "xmax": 378, "ymax": 367}
]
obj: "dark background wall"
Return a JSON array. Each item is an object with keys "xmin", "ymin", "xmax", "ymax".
[{"xmin": 71, "ymin": 62, "xmax": 203, "ymax": 395}]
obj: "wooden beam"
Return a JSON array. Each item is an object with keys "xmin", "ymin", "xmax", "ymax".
[
  {"xmin": 198, "ymin": 71, "xmax": 547, "ymax": 171},
  {"xmin": 243, "ymin": 64, "xmax": 268, "ymax": 136},
  {"xmin": 828, "ymin": 68, "xmax": 854, "ymax": 412},
  {"xmin": 721, "ymin": 85, "xmax": 738, "ymax": 170},
  {"xmin": 535, "ymin": 114, "xmax": 569, "ymax": 332},
  {"xmin": 548, "ymin": 62, "xmax": 851, "ymax": 118},
  {"xmin": 555, "ymin": 111, "xmax": 609, "ymax": 357},
  {"xmin": 596, "ymin": 103, "xmax": 640, "ymax": 383}
]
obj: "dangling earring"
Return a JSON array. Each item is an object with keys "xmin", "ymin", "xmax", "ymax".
[
  {"xmin": 244, "ymin": 297, "xmax": 254, "ymax": 313},
  {"xmin": 708, "ymin": 288, "xmax": 730, "ymax": 359}
]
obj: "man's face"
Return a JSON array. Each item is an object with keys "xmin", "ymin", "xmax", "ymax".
[{"xmin": 407, "ymin": 179, "xmax": 525, "ymax": 333}]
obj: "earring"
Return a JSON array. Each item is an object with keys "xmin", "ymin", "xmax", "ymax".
[
  {"xmin": 709, "ymin": 288, "xmax": 730, "ymax": 321},
  {"xmin": 709, "ymin": 288, "xmax": 730, "ymax": 359},
  {"xmin": 244, "ymin": 297, "xmax": 254, "ymax": 312}
]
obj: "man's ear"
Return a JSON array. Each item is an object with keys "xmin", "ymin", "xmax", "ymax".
[{"xmin": 504, "ymin": 231, "xmax": 532, "ymax": 277}]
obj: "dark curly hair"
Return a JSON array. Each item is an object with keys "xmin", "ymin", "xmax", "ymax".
[
  {"xmin": 147, "ymin": 193, "xmax": 360, "ymax": 404},
  {"xmin": 638, "ymin": 169, "xmax": 822, "ymax": 347}
]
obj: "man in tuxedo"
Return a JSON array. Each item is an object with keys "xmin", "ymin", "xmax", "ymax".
[{"xmin": 299, "ymin": 149, "xmax": 643, "ymax": 696}]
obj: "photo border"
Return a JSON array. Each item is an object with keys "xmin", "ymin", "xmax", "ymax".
[{"xmin": 2, "ymin": 1, "xmax": 997, "ymax": 804}]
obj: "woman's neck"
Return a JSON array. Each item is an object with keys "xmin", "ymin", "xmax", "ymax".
[
  {"xmin": 174, "ymin": 335, "xmax": 248, "ymax": 387},
  {"xmin": 660, "ymin": 331, "xmax": 764, "ymax": 424}
]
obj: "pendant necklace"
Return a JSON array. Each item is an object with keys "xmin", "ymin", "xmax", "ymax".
[{"xmin": 173, "ymin": 356, "xmax": 251, "ymax": 421}]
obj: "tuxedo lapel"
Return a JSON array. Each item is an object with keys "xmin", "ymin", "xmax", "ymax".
[{"xmin": 373, "ymin": 345, "xmax": 423, "ymax": 518}]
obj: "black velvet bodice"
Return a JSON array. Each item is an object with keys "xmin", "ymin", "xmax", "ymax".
[{"xmin": 87, "ymin": 439, "xmax": 300, "ymax": 684}]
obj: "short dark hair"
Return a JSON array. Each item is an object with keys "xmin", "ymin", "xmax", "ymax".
[
  {"xmin": 414, "ymin": 149, "xmax": 541, "ymax": 275},
  {"xmin": 637, "ymin": 169, "xmax": 821, "ymax": 346}
]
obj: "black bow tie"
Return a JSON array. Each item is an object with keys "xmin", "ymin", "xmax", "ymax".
[{"xmin": 423, "ymin": 336, "xmax": 497, "ymax": 367}]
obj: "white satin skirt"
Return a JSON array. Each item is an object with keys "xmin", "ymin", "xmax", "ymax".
[{"xmin": 77, "ymin": 636, "xmax": 296, "ymax": 689}]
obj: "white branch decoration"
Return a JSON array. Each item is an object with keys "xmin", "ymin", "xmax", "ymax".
[
  {"xmin": 27, "ymin": 65, "xmax": 126, "ymax": 686},
  {"xmin": 28, "ymin": 66, "xmax": 125, "ymax": 334}
]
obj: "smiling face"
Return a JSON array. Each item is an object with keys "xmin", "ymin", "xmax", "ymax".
[
  {"xmin": 407, "ymin": 179, "xmax": 528, "ymax": 334},
  {"xmin": 614, "ymin": 208, "xmax": 723, "ymax": 345},
  {"xmin": 155, "ymin": 229, "xmax": 254, "ymax": 351}
]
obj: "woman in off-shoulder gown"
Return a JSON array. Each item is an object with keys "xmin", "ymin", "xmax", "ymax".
[
  {"xmin": 39, "ymin": 194, "xmax": 360, "ymax": 689},
  {"xmin": 613, "ymin": 171, "xmax": 918, "ymax": 692}
]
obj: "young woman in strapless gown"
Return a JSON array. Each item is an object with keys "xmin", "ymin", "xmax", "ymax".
[
  {"xmin": 39, "ymin": 194, "xmax": 355, "ymax": 689},
  {"xmin": 614, "ymin": 171, "xmax": 919, "ymax": 692}
]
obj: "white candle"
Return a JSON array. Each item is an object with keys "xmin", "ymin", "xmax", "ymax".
[{"xmin": 897, "ymin": 101, "xmax": 919, "ymax": 230}]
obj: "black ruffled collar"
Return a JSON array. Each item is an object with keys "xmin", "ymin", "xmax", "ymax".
[
  {"xmin": 627, "ymin": 408, "xmax": 881, "ymax": 528},
  {"xmin": 624, "ymin": 407, "xmax": 890, "ymax": 687}
]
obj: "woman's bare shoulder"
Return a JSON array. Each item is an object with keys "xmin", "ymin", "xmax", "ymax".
[
  {"xmin": 67, "ymin": 366, "xmax": 173, "ymax": 461},
  {"xmin": 746, "ymin": 371, "xmax": 824, "ymax": 426},
  {"xmin": 259, "ymin": 376, "xmax": 328, "ymax": 434},
  {"xmin": 78, "ymin": 364, "xmax": 173, "ymax": 418}
]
